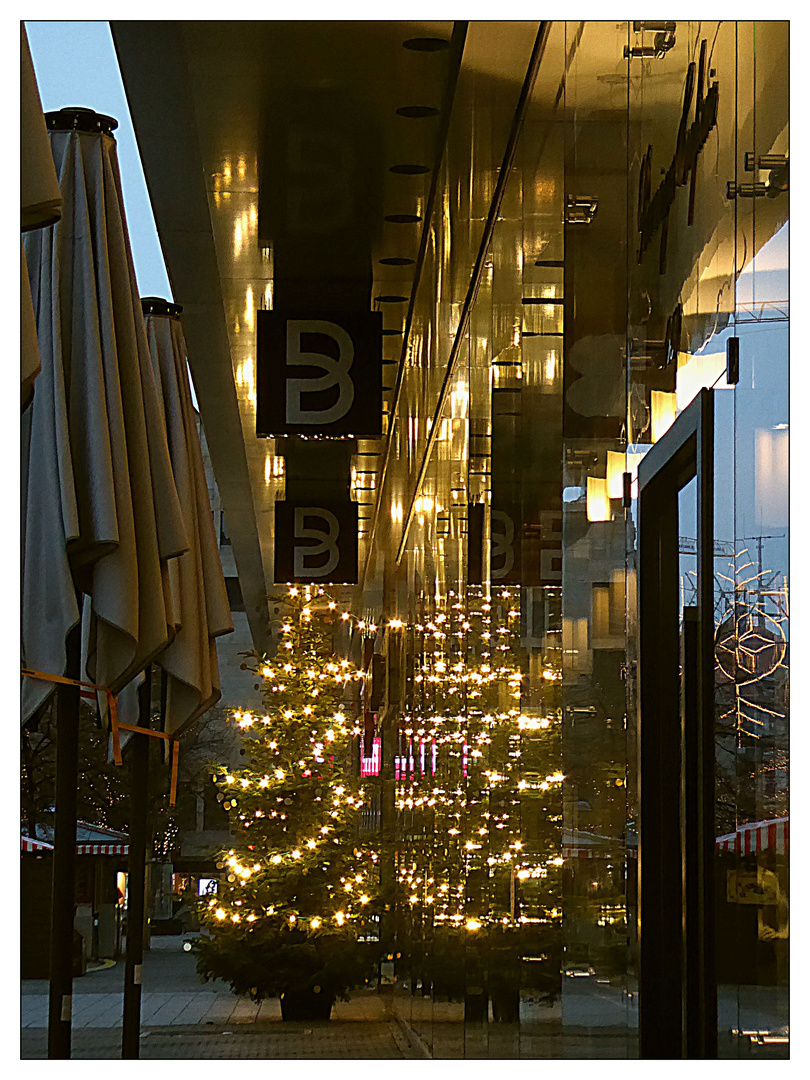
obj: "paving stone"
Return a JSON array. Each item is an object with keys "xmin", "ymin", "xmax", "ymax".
[{"xmin": 21, "ymin": 1021, "xmax": 409, "ymax": 1059}]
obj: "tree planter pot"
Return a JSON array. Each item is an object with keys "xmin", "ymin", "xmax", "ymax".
[
  {"xmin": 490, "ymin": 987, "xmax": 520, "ymax": 1023},
  {"xmin": 280, "ymin": 988, "xmax": 335, "ymax": 1021},
  {"xmin": 464, "ymin": 986, "xmax": 489, "ymax": 1023}
]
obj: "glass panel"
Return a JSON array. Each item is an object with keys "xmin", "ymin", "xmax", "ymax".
[
  {"xmin": 559, "ymin": 18, "xmax": 636, "ymax": 1059},
  {"xmin": 382, "ymin": 23, "xmax": 568, "ymax": 1058},
  {"xmin": 713, "ymin": 20, "xmax": 789, "ymax": 1059}
]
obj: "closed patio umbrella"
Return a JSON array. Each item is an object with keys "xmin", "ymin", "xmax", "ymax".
[
  {"xmin": 22, "ymin": 108, "xmax": 188, "ymax": 728},
  {"xmin": 142, "ymin": 297, "xmax": 233, "ymax": 736}
]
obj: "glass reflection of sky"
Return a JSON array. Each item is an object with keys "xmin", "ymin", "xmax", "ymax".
[{"xmin": 674, "ymin": 222, "xmax": 789, "ymax": 605}]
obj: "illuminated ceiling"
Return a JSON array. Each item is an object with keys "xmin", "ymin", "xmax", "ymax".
[
  {"xmin": 111, "ymin": 20, "xmax": 787, "ymax": 653},
  {"xmin": 111, "ymin": 20, "xmax": 545, "ymax": 651}
]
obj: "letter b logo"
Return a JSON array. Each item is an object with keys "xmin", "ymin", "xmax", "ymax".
[
  {"xmin": 275, "ymin": 501, "xmax": 358, "ymax": 584},
  {"xmin": 286, "ymin": 321, "xmax": 354, "ymax": 425},
  {"xmin": 293, "ymin": 507, "xmax": 339, "ymax": 578},
  {"xmin": 257, "ymin": 309, "xmax": 382, "ymax": 437},
  {"xmin": 491, "ymin": 510, "xmax": 516, "ymax": 581}
]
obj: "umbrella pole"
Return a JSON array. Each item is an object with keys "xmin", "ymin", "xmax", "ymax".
[
  {"xmin": 47, "ymin": 621, "xmax": 81, "ymax": 1059},
  {"xmin": 122, "ymin": 666, "xmax": 152, "ymax": 1059}
]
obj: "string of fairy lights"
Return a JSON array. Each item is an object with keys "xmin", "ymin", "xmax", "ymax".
[
  {"xmin": 202, "ymin": 580, "xmax": 564, "ymax": 940},
  {"xmin": 402, "ymin": 584, "xmax": 561, "ymax": 931},
  {"xmin": 199, "ymin": 587, "xmax": 384, "ymax": 934},
  {"xmin": 391, "ymin": 583, "xmax": 563, "ymax": 933}
]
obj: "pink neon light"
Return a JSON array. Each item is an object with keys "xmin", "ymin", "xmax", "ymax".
[{"xmin": 360, "ymin": 736, "xmax": 382, "ymax": 777}]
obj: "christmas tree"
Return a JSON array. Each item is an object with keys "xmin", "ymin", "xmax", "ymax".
[{"xmin": 193, "ymin": 588, "xmax": 381, "ymax": 1019}]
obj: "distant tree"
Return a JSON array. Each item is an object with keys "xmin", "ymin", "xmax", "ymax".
[{"xmin": 20, "ymin": 688, "xmax": 173, "ymax": 838}]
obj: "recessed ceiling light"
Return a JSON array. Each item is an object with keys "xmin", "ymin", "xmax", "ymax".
[
  {"xmin": 375, "ymin": 295, "xmax": 408, "ymax": 303},
  {"xmin": 385, "ymin": 214, "xmax": 421, "ymax": 224},
  {"xmin": 390, "ymin": 164, "xmax": 431, "ymax": 175},
  {"xmin": 396, "ymin": 106, "xmax": 439, "ymax": 119},
  {"xmin": 379, "ymin": 257, "xmax": 415, "ymax": 266},
  {"xmin": 403, "ymin": 38, "xmax": 449, "ymax": 51}
]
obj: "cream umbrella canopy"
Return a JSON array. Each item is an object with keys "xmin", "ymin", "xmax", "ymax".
[
  {"xmin": 20, "ymin": 27, "xmax": 61, "ymax": 232},
  {"xmin": 22, "ymin": 109, "xmax": 188, "ymax": 725},
  {"xmin": 21, "ymin": 25, "xmax": 61, "ymax": 409},
  {"xmin": 142, "ymin": 298, "xmax": 233, "ymax": 736}
]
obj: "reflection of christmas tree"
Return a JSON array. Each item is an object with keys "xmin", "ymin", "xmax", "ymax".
[
  {"xmin": 194, "ymin": 590, "xmax": 380, "ymax": 1016},
  {"xmin": 393, "ymin": 585, "xmax": 563, "ymax": 1010}
]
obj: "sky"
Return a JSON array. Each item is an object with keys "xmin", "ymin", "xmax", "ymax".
[{"xmin": 25, "ymin": 20, "xmax": 171, "ymax": 299}]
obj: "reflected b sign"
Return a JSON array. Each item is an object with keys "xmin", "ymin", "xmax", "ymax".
[
  {"xmin": 257, "ymin": 310, "xmax": 382, "ymax": 437},
  {"xmin": 274, "ymin": 501, "xmax": 358, "ymax": 584},
  {"xmin": 491, "ymin": 508, "xmax": 520, "ymax": 584}
]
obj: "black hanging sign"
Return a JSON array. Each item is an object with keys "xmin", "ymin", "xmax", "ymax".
[
  {"xmin": 274, "ymin": 500, "xmax": 358, "ymax": 584},
  {"xmin": 257, "ymin": 309, "xmax": 382, "ymax": 437}
]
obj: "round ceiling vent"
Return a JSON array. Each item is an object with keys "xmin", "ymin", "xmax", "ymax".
[
  {"xmin": 396, "ymin": 106, "xmax": 439, "ymax": 119},
  {"xmin": 403, "ymin": 38, "xmax": 449, "ymax": 51},
  {"xmin": 390, "ymin": 164, "xmax": 431, "ymax": 175}
]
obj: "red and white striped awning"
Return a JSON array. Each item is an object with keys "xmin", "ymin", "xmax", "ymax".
[
  {"xmin": 563, "ymin": 818, "xmax": 790, "ymax": 860},
  {"xmin": 21, "ymin": 835, "xmax": 53, "ymax": 852},
  {"xmin": 22, "ymin": 836, "xmax": 128, "ymax": 855},
  {"xmin": 565, "ymin": 842, "xmax": 622, "ymax": 859},
  {"xmin": 562, "ymin": 846, "xmax": 638, "ymax": 860},
  {"xmin": 716, "ymin": 817, "xmax": 788, "ymax": 855},
  {"xmin": 76, "ymin": 842, "xmax": 128, "ymax": 855},
  {"xmin": 564, "ymin": 846, "xmax": 603, "ymax": 859},
  {"xmin": 562, "ymin": 828, "xmax": 635, "ymax": 860}
]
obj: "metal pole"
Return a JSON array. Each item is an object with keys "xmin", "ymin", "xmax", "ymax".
[
  {"xmin": 47, "ymin": 622, "xmax": 81, "ymax": 1058},
  {"xmin": 682, "ymin": 606, "xmax": 701, "ymax": 1055},
  {"xmin": 122, "ymin": 666, "xmax": 152, "ymax": 1058}
]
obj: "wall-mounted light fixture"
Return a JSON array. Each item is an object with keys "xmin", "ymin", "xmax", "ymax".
[
  {"xmin": 606, "ymin": 450, "xmax": 626, "ymax": 500},
  {"xmin": 624, "ymin": 21, "xmax": 676, "ymax": 59},
  {"xmin": 565, "ymin": 195, "xmax": 598, "ymax": 225},
  {"xmin": 650, "ymin": 390, "xmax": 677, "ymax": 442},
  {"xmin": 264, "ymin": 455, "xmax": 285, "ymax": 485},
  {"xmin": 586, "ymin": 476, "xmax": 611, "ymax": 522},
  {"xmin": 728, "ymin": 154, "xmax": 788, "ymax": 199}
]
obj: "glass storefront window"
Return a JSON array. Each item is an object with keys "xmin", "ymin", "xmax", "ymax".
[{"xmin": 376, "ymin": 20, "xmax": 787, "ymax": 1058}]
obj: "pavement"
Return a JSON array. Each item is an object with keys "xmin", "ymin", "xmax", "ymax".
[
  {"xmin": 19, "ymin": 937, "xmax": 628, "ymax": 1059},
  {"xmin": 20, "ymin": 937, "xmax": 788, "ymax": 1059},
  {"xmin": 21, "ymin": 938, "xmax": 417, "ymax": 1059}
]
